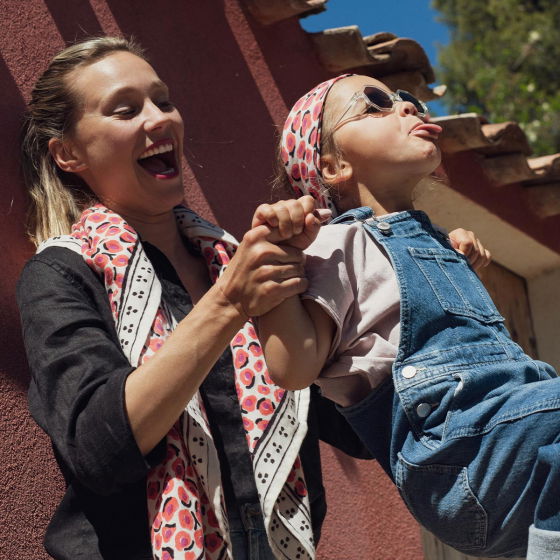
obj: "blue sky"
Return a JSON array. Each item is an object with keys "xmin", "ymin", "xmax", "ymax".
[{"xmin": 300, "ymin": 0, "xmax": 449, "ymax": 114}]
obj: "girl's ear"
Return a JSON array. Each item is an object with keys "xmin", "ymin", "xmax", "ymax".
[
  {"xmin": 320, "ymin": 153, "xmax": 353, "ymax": 185},
  {"xmin": 48, "ymin": 138, "xmax": 87, "ymax": 174}
]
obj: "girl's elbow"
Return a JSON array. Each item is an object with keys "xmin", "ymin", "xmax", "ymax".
[{"xmin": 268, "ymin": 364, "xmax": 316, "ymax": 391}]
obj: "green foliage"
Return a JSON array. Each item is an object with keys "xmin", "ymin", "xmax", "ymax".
[{"xmin": 432, "ymin": 0, "xmax": 560, "ymax": 155}]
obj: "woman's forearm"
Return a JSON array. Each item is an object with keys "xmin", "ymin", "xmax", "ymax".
[
  {"xmin": 124, "ymin": 225, "xmax": 309, "ymax": 455},
  {"xmin": 124, "ymin": 282, "xmax": 245, "ymax": 455}
]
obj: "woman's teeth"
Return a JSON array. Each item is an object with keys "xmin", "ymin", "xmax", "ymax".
[
  {"xmin": 138, "ymin": 142, "xmax": 174, "ymax": 160},
  {"xmin": 137, "ymin": 142, "xmax": 178, "ymax": 178}
]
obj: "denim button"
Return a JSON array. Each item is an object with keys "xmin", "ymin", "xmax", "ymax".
[
  {"xmin": 402, "ymin": 365, "xmax": 417, "ymax": 378},
  {"xmin": 377, "ymin": 221, "xmax": 391, "ymax": 232},
  {"xmin": 416, "ymin": 403, "xmax": 432, "ymax": 418}
]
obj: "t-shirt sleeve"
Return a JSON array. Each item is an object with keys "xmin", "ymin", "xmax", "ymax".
[
  {"xmin": 17, "ymin": 254, "xmax": 165, "ymax": 496},
  {"xmin": 302, "ymin": 223, "xmax": 366, "ymax": 361}
]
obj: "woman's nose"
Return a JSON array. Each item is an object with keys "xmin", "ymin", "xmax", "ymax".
[{"xmin": 143, "ymin": 101, "xmax": 171, "ymax": 131}]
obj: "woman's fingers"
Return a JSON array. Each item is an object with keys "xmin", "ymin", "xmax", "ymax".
[{"xmin": 217, "ymin": 226, "xmax": 309, "ymax": 317}]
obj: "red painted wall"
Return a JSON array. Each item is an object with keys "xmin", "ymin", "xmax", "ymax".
[{"xmin": 0, "ymin": 1, "xmax": 422, "ymax": 558}]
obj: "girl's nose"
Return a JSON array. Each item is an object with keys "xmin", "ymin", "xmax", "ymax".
[{"xmin": 397, "ymin": 100, "xmax": 419, "ymax": 117}]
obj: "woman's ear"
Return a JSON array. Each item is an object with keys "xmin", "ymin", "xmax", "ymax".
[
  {"xmin": 320, "ymin": 153, "xmax": 352, "ymax": 185},
  {"xmin": 48, "ymin": 138, "xmax": 87, "ymax": 174}
]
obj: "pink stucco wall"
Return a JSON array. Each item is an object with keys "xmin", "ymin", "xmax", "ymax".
[{"xmin": 0, "ymin": 1, "xmax": 422, "ymax": 558}]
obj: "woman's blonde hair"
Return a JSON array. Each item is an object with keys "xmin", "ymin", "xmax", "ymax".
[{"xmin": 21, "ymin": 36, "xmax": 146, "ymax": 245}]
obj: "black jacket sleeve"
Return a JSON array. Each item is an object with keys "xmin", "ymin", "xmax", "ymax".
[
  {"xmin": 17, "ymin": 248, "xmax": 165, "ymax": 496},
  {"xmin": 309, "ymin": 384, "xmax": 373, "ymax": 460}
]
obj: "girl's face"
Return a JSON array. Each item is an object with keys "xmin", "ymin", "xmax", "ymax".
[
  {"xmin": 62, "ymin": 51, "xmax": 184, "ymax": 217},
  {"xmin": 326, "ymin": 75, "xmax": 441, "ymax": 200}
]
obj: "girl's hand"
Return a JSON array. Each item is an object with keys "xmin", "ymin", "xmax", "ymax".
[
  {"xmin": 449, "ymin": 228, "xmax": 492, "ymax": 271},
  {"xmin": 251, "ymin": 196, "xmax": 331, "ymax": 250},
  {"xmin": 217, "ymin": 225, "xmax": 308, "ymax": 319}
]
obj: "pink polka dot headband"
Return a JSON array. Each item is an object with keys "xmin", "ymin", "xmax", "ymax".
[{"xmin": 280, "ymin": 74, "xmax": 351, "ymax": 212}]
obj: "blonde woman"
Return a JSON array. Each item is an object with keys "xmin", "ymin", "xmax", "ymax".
[{"xmin": 17, "ymin": 37, "xmax": 368, "ymax": 560}]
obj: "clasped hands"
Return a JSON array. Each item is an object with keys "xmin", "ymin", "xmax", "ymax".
[{"xmin": 217, "ymin": 196, "xmax": 491, "ymax": 319}]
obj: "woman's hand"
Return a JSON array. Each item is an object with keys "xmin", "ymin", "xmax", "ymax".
[
  {"xmin": 217, "ymin": 224, "xmax": 308, "ymax": 319},
  {"xmin": 251, "ymin": 195, "xmax": 331, "ymax": 250},
  {"xmin": 449, "ymin": 228, "xmax": 492, "ymax": 271}
]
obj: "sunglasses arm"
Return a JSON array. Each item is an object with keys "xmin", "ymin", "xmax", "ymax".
[{"xmin": 332, "ymin": 92, "xmax": 363, "ymax": 130}]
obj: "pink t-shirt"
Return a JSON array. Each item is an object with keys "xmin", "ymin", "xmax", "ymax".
[{"xmin": 302, "ymin": 222, "xmax": 400, "ymax": 407}]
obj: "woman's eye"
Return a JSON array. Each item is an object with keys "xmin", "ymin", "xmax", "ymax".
[
  {"xmin": 157, "ymin": 100, "xmax": 175, "ymax": 112},
  {"xmin": 113, "ymin": 107, "xmax": 136, "ymax": 117}
]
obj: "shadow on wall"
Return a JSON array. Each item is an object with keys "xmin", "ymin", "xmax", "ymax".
[
  {"xmin": 43, "ymin": 0, "xmax": 105, "ymax": 42},
  {"xmin": 0, "ymin": 53, "xmax": 33, "ymax": 388}
]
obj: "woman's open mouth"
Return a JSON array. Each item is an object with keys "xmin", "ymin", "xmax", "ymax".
[{"xmin": 137, "ymin": 140, "xmax": 179, "ymax": 179}]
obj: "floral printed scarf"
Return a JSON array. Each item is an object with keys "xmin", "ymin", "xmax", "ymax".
[
  {"xmin": 280, "ymin": 74, "xmax": 351, "ymax": 216},
  {"xmin": 38, "ymin": 203, "xmax": 314, "ymax": 560}
]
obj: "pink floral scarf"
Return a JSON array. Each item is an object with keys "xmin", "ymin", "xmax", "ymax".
[
  {"xmin": 280, "ymin": 75, "xmax": 351, "ymax": 215},
  {"xmin": 38, "ymin": 203, "xmax": 314, "ymax": 560}
]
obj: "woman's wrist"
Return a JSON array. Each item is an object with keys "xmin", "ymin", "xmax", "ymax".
[{"xmin": 207, "ymin": 279, "xmax": 250, "ymax": 325}]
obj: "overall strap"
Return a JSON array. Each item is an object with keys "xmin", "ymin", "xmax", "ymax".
[{"xmin": 329, "ymin": 206, "xmax": 373, "ymax": 225}]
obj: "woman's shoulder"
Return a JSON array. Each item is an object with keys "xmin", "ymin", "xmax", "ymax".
[
  {"xmin": 21, "ymin": 245, "xmax": 91, "ymax": 280},
  {"xmin": 18, "ymin": 246, "xmax": 100, "ymax": 305}
]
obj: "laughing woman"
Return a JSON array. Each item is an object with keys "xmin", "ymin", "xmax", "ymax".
[{"xmin": 17, "ymin": 37, "xmax": 346, "ymax": 560}]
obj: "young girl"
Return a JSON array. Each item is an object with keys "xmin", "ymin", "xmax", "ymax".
[{"xmin": 255, "ymin": 74, "xmax": 560, "ymax": 559}]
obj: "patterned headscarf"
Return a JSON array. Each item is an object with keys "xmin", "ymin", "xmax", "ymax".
[{"xmin": 280, "ymin": 75, "xmax": 351, "ymax": 214}]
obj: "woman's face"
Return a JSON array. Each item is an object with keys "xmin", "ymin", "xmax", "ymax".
[{"xmin": 64, "ymin": 51, "xmax": 185, "ymax": 217}]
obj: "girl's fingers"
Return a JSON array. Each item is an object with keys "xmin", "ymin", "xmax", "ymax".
[
  {"xmin": 251, "ymin": 196, "xmax": 319, "ymax": 238},
  {"xmin": 252, "ymin": 203, "xmax": 277, "ymax": 229},
  {"xmin": 313, "ymin": 208, "xmax": 332, "ymax": 222},
  {"xmin": 282, "ymin": 199, "xmax": 305, "ymax": 238},
  {"xmin": 483, "ymin": 248, "xmax": 492, "ymax": 267},
  {"xmin": 299, "ymin": 195, "xmax": 317, "ymax": 215}
]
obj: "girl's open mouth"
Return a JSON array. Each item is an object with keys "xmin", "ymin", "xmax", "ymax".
[{"xmin": 137, "ymin": 141, "xmax": 179, "ymax": 179}]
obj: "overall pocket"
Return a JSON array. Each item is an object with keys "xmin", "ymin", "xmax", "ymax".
[
  {"xmin": 395, "ymin": 453, "xmax": 487, "ymax": 552},
  {"xmin": 409, "ymin": 247, "xmax": 503, "ymax": 323}
]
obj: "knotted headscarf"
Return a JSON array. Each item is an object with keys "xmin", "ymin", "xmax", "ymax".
[{"xmin": 280, "ymin": 75, "xmax": 351, "ymax": 214}]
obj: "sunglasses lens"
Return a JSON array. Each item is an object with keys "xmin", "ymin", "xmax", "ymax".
[
  {"xmin": 398, "ymin": 91, "xmax": 426, "ymax": 114},
  {"xmin": 363, "ymin": 86, "xmax": 393, "ymax": 110}
]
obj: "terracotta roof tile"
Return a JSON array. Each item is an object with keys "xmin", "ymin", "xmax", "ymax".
[
  {"xmin": 307, "ymin": 26, "xmax": 444, "ymax": 101},
  {"xmin": 527, "ymin": 154, "xmax": 560, "ymax": 181},
  {"xmin": 244, "ymin": 0, "xmax": 327, "ymax": 25},
  {"xmin": 479, "ymin": 153, "xmax": 536, "ymax": 186},
  {"xmin": 433, "ymin": 114, "xmax": 532, "ymax": 156},
  {"xmin": 526, "ymin": 183, "xmax": 560, "ymax": 218},
  {"xmin": 434, "ymin": 113, "xmax": 560, "ymax": 197}
]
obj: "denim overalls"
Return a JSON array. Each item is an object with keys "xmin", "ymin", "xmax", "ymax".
[{"xmin": 332, "ymin": 207, "xmax": 560, "ymax": 557}]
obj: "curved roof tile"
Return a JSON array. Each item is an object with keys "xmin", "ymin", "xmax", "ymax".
[{"xmin": 244, "ymin": 0, "xmax": 327, "ymax": 25}]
